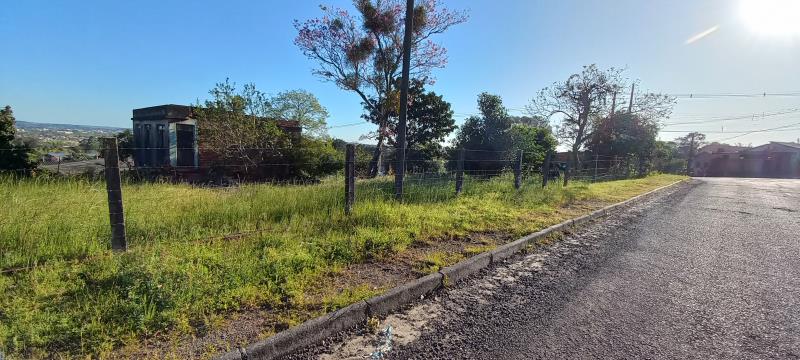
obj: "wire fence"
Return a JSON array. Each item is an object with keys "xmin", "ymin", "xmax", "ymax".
[{"xmin": 1, "ymin": 138, "xmax": 658, "ymax": 274}]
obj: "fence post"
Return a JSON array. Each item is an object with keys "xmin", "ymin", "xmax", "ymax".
[
  {"xmin": 563, "ymin": 162, "xmax": 570, "ymax": 187},
  {"xmin": 514, "ymin": 149, "xmax": 523, "ymax": 190},
  {"xmin": 625, "ymin": 155, "xmax": 631, "ymax": 179},
  {"xmin": 345, "ymin": 144, "xmax": 356, "ymax": 215},
  {"xmin": 455, "ymin": 148, "xmax": 465, "ymax": 195},
  {"xmin": 541, "ymin": 150, "xmax": 552, "ymax": 188},
  {"xmin": 592, "ymin": 153, "xmax": 598, "ymax": 182},
  {"xmin": 102, "ymin": 137, "xmax": 127, "ymax": 251}
]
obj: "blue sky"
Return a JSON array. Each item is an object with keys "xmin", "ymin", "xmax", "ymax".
[{"xmin": 2, "ymin": 0, "xmax": 800, "ymax": 146}]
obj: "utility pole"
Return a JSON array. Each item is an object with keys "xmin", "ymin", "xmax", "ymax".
[
  {"xmin": 610, "ymin": 91, "xmax": 617, "ymax": 118},
  {"xmin": 628, "ymin": 83, "xmax": 635, "ymax": 113},
  {"xmin": 609, "ymin": 90, "xmax": 617, "ymax": 155},
  {"xmin": 394, "ymin": 0, "xmax": 414, "ymax": 201},
  {"xmin": 687, "ymin": 133, "xmax": 696, "ymax": 176}
]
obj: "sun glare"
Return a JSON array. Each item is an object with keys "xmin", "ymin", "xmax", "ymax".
[{"xmin": 740, "ymin": 0, "xmax": 800, "ymax": 36}]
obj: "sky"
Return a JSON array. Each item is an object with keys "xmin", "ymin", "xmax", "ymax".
[{"xmin": 2, "ymin": 0, "xmax": 800, "ymax": 146}]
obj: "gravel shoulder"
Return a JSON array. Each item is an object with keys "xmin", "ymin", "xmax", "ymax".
[{"xmin": 285, "ymin": 178, "xmax": 767, "ymax": 359}]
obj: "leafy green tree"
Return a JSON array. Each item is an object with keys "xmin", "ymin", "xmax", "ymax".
[
  {"xmin": 510, "ymin": 115, "xmax": 550, "ymax": 130},
  {"xmin": 652, "ymin": 140, "xmax": 685, "ymax": 174},
  {"xmin": 0, "ymin": 106, "xmax": 37, "ymax": 173},
  {"xmin": 453, "ymin": 93, "xmax": 515, "ymax": 173},
  {"xmin": 269, "ymin": 90, "xmax": 329, "ymax": 138},
  {"xmin": 509, "ymin": 124, "xmax": 557, "ymax": 173},
  {"xmin": 287, "ymin": 137, "xmax": 343, "ymax": 179},
  {"xmin": 675, "ymin": 132, "xmax": 706, "ymax": 174},
  {"xmin": 78, "ymin": 136, "xmax": 101, "ymax": 152},
  {"xmin": 115, "ymin": 129, "xmax": 135, "ymax": 169},
  {"xmin": 587, "ymin": 112, "xmax": 660, "ymax": 175},
  {"xmin": 363, "ymin": 80, "xmax": 456, "ymax": 172}
]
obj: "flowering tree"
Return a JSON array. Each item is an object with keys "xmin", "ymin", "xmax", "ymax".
[{"xmin": 294, "ymin": 0, "xmax": 467, "ymax": 176}]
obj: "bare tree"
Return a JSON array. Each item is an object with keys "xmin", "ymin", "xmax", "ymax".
[
  {"xmin": 195, "ymin": 80, "xmax": 291, "ymax": 175},
  {"xmin": 527, "ymin": 65, "xmax": 622, "ymax": 168},
  {"xmin": 527, "ymin": 65, "xmax": 675, "ymax": 170}
]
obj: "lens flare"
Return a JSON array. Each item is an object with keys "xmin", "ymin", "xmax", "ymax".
[{"xmin": 740, "ymin": 0, "xmax": 800, "ymax": 36}]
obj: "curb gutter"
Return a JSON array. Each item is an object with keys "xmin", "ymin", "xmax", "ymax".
[{"xmin": 217, "ymin": 179, "xmax": 686, "ymax": 360}]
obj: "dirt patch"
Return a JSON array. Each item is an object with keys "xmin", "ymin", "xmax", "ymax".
[
  {"xmin": 319, "ymin": 301, "xmax": 444, "ymax": 360},
  {"xmin": 113, "ymin": 231, "xmax": 514, "ymax": 359}
]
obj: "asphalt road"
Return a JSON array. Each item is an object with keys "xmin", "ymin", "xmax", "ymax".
[
  {"xmin": 372, "ymin": 178, "xmax": 800, "ymax": 360},
  {"xmin": 288, "ymin": 178, "xmax": 800, "ymax": 360}
]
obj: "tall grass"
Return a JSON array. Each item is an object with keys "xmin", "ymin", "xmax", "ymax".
[{"xmin": 0, "ymin": 173, "xmax": 684, "ymax": 358}]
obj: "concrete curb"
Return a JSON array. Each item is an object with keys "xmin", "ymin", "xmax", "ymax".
[
  {"xmin": 439, "ymin": 252, "xmax": 491, "ymax": 285},
  {"xmin": 366, "ymin": 272, "xmax": 443, "ymax": 317},
  {"xmin": 216, "ymin": 179, "xmax": 686, "ymax": 360},
  {"xmin": 241, "ymin": 300, "xmax": 368, "ymax": 360}
]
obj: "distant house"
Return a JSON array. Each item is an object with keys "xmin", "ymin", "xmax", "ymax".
[
  {"xmin": 692, "ymin": 141, "xmax": 800, "ymax": 178},
  {"xmin": 42, "ymin": 152, "xmax": 66, "ymax": 163},
  {"xmin": 131, "ymin": 104, "xmax": 301, "ymax": 174},
  {"xmin": 697, "ymin": 142, "xmax": 749, "ymax": 155}
]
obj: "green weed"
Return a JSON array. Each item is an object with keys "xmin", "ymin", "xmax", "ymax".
[{"xmin": 0, "ymin": 173, "xmax": 685, "ymax": 357}]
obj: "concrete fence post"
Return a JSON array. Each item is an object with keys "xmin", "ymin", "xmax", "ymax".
[
  {"xmin": 542, "ymin": 150, "xmax": 552, "ymax": 188},
  {"xmin": 455, "ymin": 148, "xmax": 465, "ymax": 195},
  {"xmin": 514, "ymin": 149, "xmax": 523, "ymax": 190},
  {"xmin": 345, "ymin": 144, "xmax": 356, "ymax": 215},
  {"xmin": 102, "ymin": 137, "xmax": 127, "ymax": 251},
  {"xmin": 625, "ymin": 155, "xmax": 631, "ymax": 179}
]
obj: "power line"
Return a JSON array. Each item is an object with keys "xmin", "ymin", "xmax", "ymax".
[
  {"xmin": 670, "ymin": 92, "xmax": 800, "ymax": 99},
  {"xmin": 715, "ymin": 121, "xmax": 800, "ymax": 142},
  {"xmin": 325, "ymin": 121, "xmax": 370, "ymax": 129},
  {"xmin": 662, "ymin": 108, "xmax": 800, "ymax": 126},
  {"xmin": 661, "ymin": 128, "xmax": 800, "ymax": 134}
]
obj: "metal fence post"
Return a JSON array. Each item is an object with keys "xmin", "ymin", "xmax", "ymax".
[
  {"xmin": 345, "ymin": 144, "xmax": 356, "ymax": 215},
  {"xmin": 514, "ymin": 149, "xmax": 523, "ymax": 190},
  {"xmin": 563, "ymin": 162, "xmax": 570, "ymax": 187},
  {"xmin": 102, "ymin": 137, "xmax": 127, "ymax": 251},
  {"xmin": 592, "ymin": 153, "xmax": 598, "ymax": 183},
  {"xmin": 455, "ymin": 148, "xmax": 465, "ymax": 195},
  {"xmin": 542, "ymin": 150, "xmax": 552, "ymax": 188}
]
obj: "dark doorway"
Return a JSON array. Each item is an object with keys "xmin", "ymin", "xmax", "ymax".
[{"xmin": 176, "ymin": 124, "xmax": 196, "ymax": 167}]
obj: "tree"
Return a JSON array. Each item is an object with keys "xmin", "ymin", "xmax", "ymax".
[
  {"xmin": 527, "ymin": 65, "xmax": 622, "ymax": 169},
  {"xmin": 115, "ymin": 129, "xmax": 135, "ymax": 170},
  {"xmin": 362, "ymin": 79, "xmax": 456, "ymax": 171},
  {"xmin": 675, "ymin": 132, "xmax": 706, "ymax": 175},
  {"xmin": 510, "ymin": 115, "xmax": 550, "ymax": 130},
  {"xmin": 527, "ymin": 65, "xmax": 674, "ymax": 170},
  {"xmin": 453, "ymin": 93, "xmax": 514, "ymax": 173},
  {"xmin": 294, "ymin": 0, "xmax": 467, "ymax": 176},
  {"xmin": 268, "ymin": 90, "xmax": 330, "ymax": 138},
  {"xmin": 588, "ymin": 112, "xmax": 660, "ymax": 175},
  {"xmin": 194, "ymin": 80, "xmax": 292, "ymax": 176},
  {"xmin": 652, "ymin": 140, "xmax": 684, "ymax": 174},
  {"xmin": 0, "ymin": 106, "xmax": 37, "ymax": 173},
  {"xmin": 509, "ymin": 124, "xmax": 557, "ymax": 173}
]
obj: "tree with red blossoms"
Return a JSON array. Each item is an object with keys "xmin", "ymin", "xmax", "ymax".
[{"xmin": 294, "ymin": 0, "xmax": 467, "ymax": 176}]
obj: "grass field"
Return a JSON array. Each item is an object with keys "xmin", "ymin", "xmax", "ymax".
[{"xmin": 0, "ymin": 173, "xmax": 684, "ymax": 358}]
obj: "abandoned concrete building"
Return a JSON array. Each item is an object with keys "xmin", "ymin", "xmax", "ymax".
[{"xmin": 131, "ymin": 104, "xmax": 301, "ymax": 174}]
